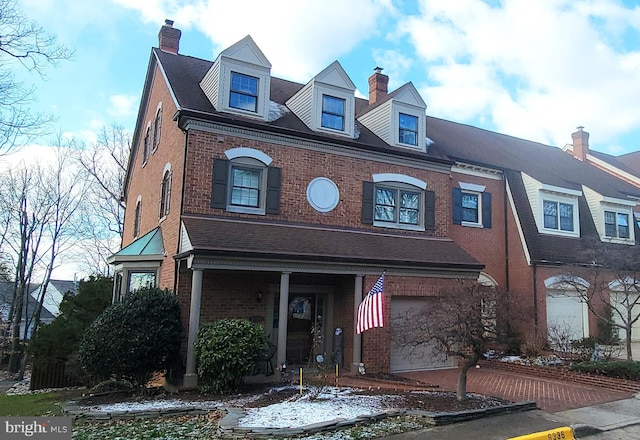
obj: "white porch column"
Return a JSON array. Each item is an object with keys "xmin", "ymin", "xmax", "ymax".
[
  {"xmin": 276, "ymin": 272, "xmax": 291, "ymax": 368},
  {"xmin": 184, "ymin": 269, "xmax": 203, "ymax": 388},
  {"xmin": 352, "ymin": 275, "xmax": 363, "ymax": 374}
]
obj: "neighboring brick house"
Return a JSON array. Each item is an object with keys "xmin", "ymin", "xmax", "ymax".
[{"xmin": 111, "ymin": 21, "xmax": 640, "ymax": 386}]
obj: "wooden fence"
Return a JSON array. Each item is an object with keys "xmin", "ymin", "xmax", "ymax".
[{"xmin": 30, "ymin": 359, "xmax": 84, "ymax": 390}]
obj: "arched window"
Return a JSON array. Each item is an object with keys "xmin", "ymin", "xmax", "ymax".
[
  {"xmin": 153, "ymin": 106, "xmax": 162, "ymax": 151},
  {"xmin": 159, "ymin": 165, "xmax": 172, "ymax": 218},
  {"xmin": 133, "ymin": 197, "xmax": 142, "ymax": 238}
]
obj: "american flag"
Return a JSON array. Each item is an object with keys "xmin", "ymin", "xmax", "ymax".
[{"xmin": 356, "ymin": 273, "xmax": 385, "ymax": 334}]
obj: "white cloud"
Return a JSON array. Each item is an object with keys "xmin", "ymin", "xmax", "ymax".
[
  {"xmin": 108, "ymin": 94, "xmax": 137, "ymax": 118},
  {"xmin": 113, "ymin": 0, "xmax": 395, "ymax": 82},
  {"xmin": 402, "ymin": 0, "xmax": 640, "ymax": 149}
]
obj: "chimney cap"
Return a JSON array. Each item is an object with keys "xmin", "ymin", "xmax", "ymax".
[
  {"xmin": 373, "ymin": 66, "xmax": 384, "ymax": 73},
  {"xmin": 576, "ymin": 125, "xmax": 584, "ymax": 131},
  {"xmin": 164, "ymin": 19, "xmax": 174, "ymax": 26}
]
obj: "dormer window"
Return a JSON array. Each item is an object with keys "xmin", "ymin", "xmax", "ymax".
[
  {"xmin": 230, "ymin": 72, "xmax": 259, "ymax": 112},
  {"xmin": 321, "ymin": 95, "xmax": 345, "ymax": 131},
  {"xmin": 399, "ymin": 113, "xmax": 418, "ymax": 146},
  {"xmin": 543, "ymin": 200, "xmax": 574, "ymax": 232},
  {"xmin": 605, "ymin": 211, "xmax": 629, "ymax": 239}
]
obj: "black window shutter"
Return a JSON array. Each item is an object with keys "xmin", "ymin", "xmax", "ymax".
[
  {"xmin": 265, "ymin": 166, "xmax": 281, "ymax": 214},
  {"xmin": 425, "ymin": 190, "xmax": 435, "ymax": 230},
  {"xmin": 361, "ymin": 181, "xmax": 374, "ymax": 225},
  {"xmin": 452, "ymin": 187, "xmax": 462, "ymax": 224},
  {"xmin": 482, "ymin": 192, "xmax": 492, "ymax": 228},
  {"xmin": 211, "ymin": 158, "xmax": 229, "ymax": 209}
]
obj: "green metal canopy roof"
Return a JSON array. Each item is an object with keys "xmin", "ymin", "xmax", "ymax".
[{"xmin": 108, "ymin": 227, "xmax": 165, "ymax": 263}]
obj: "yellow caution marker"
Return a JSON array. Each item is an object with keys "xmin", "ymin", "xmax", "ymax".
[{"xmin": 507, "ymin": 426, "xmax": 574, "ymax": 440}]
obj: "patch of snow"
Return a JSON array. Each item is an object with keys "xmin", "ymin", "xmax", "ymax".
[
  {"xmin": 425, "ymin": 137, "xmax": 434, "ymax": 146},
  {"xmin": 81, "ymin": 398, "xmax": 223, "ymax": 413},
  {"xmin": 238, "ymin": 386, "xmax": 400, "ymax": 429},
  {"xmin": 268, "ymin": 101, "xmax": 290, "ymax": 122}
]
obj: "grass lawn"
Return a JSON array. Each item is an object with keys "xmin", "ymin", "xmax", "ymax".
[{"xmin": 0, "ymin": 392, "xmax": 66, "ymax": 416}]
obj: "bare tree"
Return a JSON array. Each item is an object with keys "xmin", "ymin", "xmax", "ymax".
[
  {"xmin": 0, "ymin": 0, "xmax": 73, "ymax": 155},
  {"xmin": 392, "ymin": 281, "xmax": 523, "ymax": 401},
  {"xmin": 560, "ymin": 240, "xmax": 640, "ymax": 361},
  {"xmin": 76, "ymin": 124, "xmax": 130, "ymax": 274},
  {"xmin": 1, "ymin": 139, "xmax": 86, "ymax": 377}
]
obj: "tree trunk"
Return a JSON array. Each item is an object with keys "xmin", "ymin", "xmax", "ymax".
[
  {"xmin": 626, "ymin": 326, "xmax": 633, "ymax": 361},
  {"xmin": 457, "ymin": 354, "xmax": 480, "ymax": 401}
]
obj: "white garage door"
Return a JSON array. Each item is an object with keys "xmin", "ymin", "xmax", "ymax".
[
  {"xmin": 546, "ymin": 293, "xmax": 586, "ymax": 342},
  {"xmin": 390, "ymin": 297, "xmax": 456, "ymax": 373},
  {"xmin": 611, "ymin": 292, "xmax": 640, "ymax": 342}
]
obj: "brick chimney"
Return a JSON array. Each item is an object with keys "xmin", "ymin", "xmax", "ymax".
[
  {"xmin": 368, "ymin": 67, "xmax": 388, "ymax": 105},
  {"xmin": 158, "ymin": 19, "xmax": 181, "ymax": 54},
  {"xmin": 571, "ymin": 126, "xmax": 589, "ymax": 161}
]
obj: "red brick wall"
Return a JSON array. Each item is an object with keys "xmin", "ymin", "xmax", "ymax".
[
  {"xmin": 182, "ymin": 129, "xmax": 451, "ymax": 237},
  {"xmin": 122, "ymin": 65, "xmax": 185, "ymax": 290}
]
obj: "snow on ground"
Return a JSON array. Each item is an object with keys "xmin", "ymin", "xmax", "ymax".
[
  {"xmin": 238, "ymin": 390, "xmax": 400, "ymax": 428},
  {"xmin": 80, "ymin": 386, "xmax": 402, "ymax": 429}
]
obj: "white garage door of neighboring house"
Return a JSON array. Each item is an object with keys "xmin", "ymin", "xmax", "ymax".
[
  {"xmin": 390, "ymin": 297, "xmax": 456, "ymax": 373},
  {"xmin": 546, "ymin": 292, "xmax": 587, "ymax": 342},
  {"xmin": 611, "ymin": 292, "xmax": 640, "ymax": 342}
]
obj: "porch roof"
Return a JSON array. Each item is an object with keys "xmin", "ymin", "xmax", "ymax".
[
  {"xmin": 179, "ymin": 215, "xmax": 483, "ymax": 271},
  {"xmin": 107, "ymin": 227, "xmax": 165, "ymax": 263}
]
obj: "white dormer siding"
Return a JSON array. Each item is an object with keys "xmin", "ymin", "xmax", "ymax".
[
  {"xmin": 358, "ymin": 82, "xmax": 427, "ymax": 152},
  {"xmin": 582, "ymin": 185, "xmax": 636, "ymax": 244},
  {"xmin": 521, "ymin": 173, "xmax": 581, "ymax": 237},
  {"xmin": 286, "ymin": 61, "xmax": 356, "ymax": 138},
  {"xmin": 200, "ymin": 35, "xmax": 272, "ymax": 121}
]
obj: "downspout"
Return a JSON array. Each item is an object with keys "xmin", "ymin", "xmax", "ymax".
[{"xmin": 533, "ymin": 262, "xmax": 539, "ymax": 339}]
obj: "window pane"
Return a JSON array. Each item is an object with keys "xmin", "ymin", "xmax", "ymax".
[
  {"xmin": 321, "ymin": 96, "xmax": 345, "ymax": 130},
  {"xmin": 401, "ymin": 192, "xmax": 419, "ymax": 209},
  {"xmin": 399, "ymin": 113, "xmax": 418, "ymax": 146},
  {"xmin": 400, "ymin": 208, "xmax": 419, "ymax": 224},
  {"xmin": 461, "ymin": 193, "xmax": 479, "ymax": 223},
  {"xmin": 543, "ymin": 201, "xmax": 558, "ymax": 229},
  {"xmin": 231, "ymin": 167, "xmax": 260, "ymax": 207},
  {"xmin": 604, "ymin": 211, "xmax": 616, "ymax": 236},
  {"xmin": 375, "ymin": 188, "xmax": 396, "ymax": 222},
  {"xmin": 559, "ymin": 203, "xmax": 573, "ymax": 231},
  {"xmin": 230, "ymin": 72, "xmax": 258, "ymax": 112},
  {"xmin": 400, "ymin": 191, "xmax": 419, "ymax": 224},
  {"xmin": 128, "ymin": 272, "xmax": 156, "ymax": 293},
  {"xmin": 618, "ymin": 213, "xmax": 629, "ymax": 238}
]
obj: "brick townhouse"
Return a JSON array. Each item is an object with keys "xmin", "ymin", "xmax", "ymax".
[{"xmin": 110, "ymin": 21, "xmax": 640, "ymax": 386}]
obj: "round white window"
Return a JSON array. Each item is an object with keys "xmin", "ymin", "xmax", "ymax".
[{"xmin": 306, "ymin": 177, "xmax": 339, "ymax": 213}]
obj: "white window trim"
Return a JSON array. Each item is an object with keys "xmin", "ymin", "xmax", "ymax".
[
  {"xmin": 225, "ymin": 147, "xmax": 272, "ymax": 165},
  {"xmin": 392, "ymin": 102, "xmax": 426, "ymax": 151},
  {"xmin": 602, "ymin": 205, "xmax": 634, "ymax": 244},
  {"xmin": 539, "ymin": 192, "xmax": 580, "ymax": 237},
  {"xmin": 151, "ymin": 102, "xmax": 162, "ymax": 154},
  {"xmin": 220, "ymin": 63, "xmax": 270, "ymax": 120},
  {"xmin": 312, "ymin": 85, "xmax": 355, "ymax": 138},
  {"xmin": 461, "ymin": 190, "xmax": 483, "ymax": 228},
  {"xmin": 226, "ymin": 157, "xmax": 267, "ymax": 215},
  {"xmin": 159, "ymin": 163, "xmax": 172, "ymax": 221},
  {"xmin": 372, "ymin": 179, "xmax": 425, "ymax": 232}
]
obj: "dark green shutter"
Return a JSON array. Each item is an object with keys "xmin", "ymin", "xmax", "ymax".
[
  {"xmin": 362, "ymin": 181, "xmax": 374, "ymax": 225},
  {"xmin": 482, "ymin": 192, "xmax": 492, "ymax": 228},
  {"xmin": 425, "ymin": 190, "xmax": 435, "ymax": 230},
  {"xmin": 211, "ymin": 158, "xmax": 229, "ymax": 209},
  {"xmin": 265, "ymin": 166, "xmax": 281, "ymax": 214},
  {"xmin": 452, "ymin": 187, "xmax": 462, "ymax": 224}
]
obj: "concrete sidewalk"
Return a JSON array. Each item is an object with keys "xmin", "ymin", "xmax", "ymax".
[{"xmin": 553, "ymin": 394, "xmax": 640, "ymax": 434}]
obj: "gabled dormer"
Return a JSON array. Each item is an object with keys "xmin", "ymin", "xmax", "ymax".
[
  {"xmin": 521, "ymin": 173, "xmax": 581, "ymax": 237},
  {"xmin": 200, "ymin": 35, "xmax": 272, "ymax": 121},
  {"xmin": 582, "ymin": 185, "xmax": 636, "ymax": 244},
  {"xmin": 286, "ymin": 61, "xmax": 356, "ymax": 138},
  {"xmin": 357, "ymin": 70, "xmax": 427, "ymax": 152}
]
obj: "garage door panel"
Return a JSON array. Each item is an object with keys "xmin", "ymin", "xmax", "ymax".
[
  {"xmin": 390, "ymin": 297, "xmax": 456, "ymax": 373},
  {"xmin": 546, "ymin": 294, "xmax": 585, "ymax": 341}
]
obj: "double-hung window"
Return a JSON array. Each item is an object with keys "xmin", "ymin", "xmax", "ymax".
[
  {"xmin": 543, "ymin": 200, "xmax": 574, "ymax": 232},
  {"xmin": 461, "ymin": 193, "xmax": 480, "ymax": 224},
  {"xmin": 399, "ymin": 113, "xmax": 418, "ymax": 146},
  {"xmin": 230, "ymin": 165, "xmax": 262, "ymax": 208},
  {"xmin": 374, "ymin": 186, "xmax": 421, "ymax": 226},
  {"xmin": 605, "ymin": 211, "xmax": 629, "ymax": 239},
  {"xmin": 321, "ymin": 95, "xmax": 345, "ymax": 131},
  {"xmin": 230, "ymin": 72, "xmax": 259, "ymax": 112}
]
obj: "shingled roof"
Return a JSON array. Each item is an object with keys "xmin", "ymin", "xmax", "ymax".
[{"xmin": 180, "ymin": 215, "xmax": 483, "ymax": 272}]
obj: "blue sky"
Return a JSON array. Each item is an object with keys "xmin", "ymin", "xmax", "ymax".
[{"xmin": 13, "ymin": 0, "xmax": 640, "ymax": 156}]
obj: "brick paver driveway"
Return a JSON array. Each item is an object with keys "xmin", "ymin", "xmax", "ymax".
[{"xmin": 401, "ymin": 367, "xmax": 635, "ymax": 412}]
